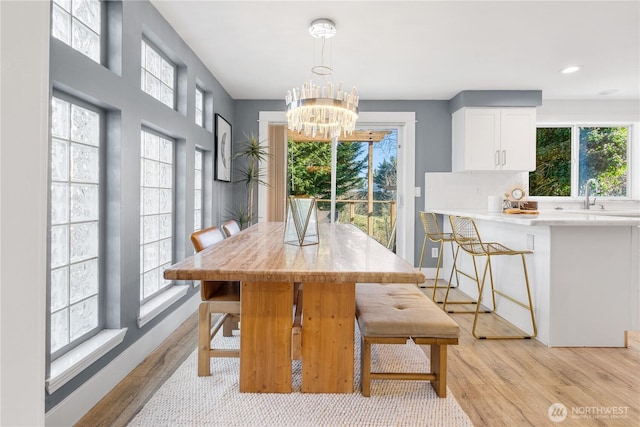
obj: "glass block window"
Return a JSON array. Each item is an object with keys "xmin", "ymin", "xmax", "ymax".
[
  {"xmin": 49, "ymin": 96, "xmax": 100, "ymax": 355},
  {"xmin": 194, "ymin": 149, "xmax": 203, "ymax": 231},
  {"xmin": 195, "ymin": 87, "xmax": 204, "ymax": 127},
  {"xmin": 51, "ymin": 0, "xmax": 101, "ymax": 63},
  {"xmin": 141, "ymin": 40, "xmax": 175, "ymax": 109},
  {"xmin": 140, "ymin": 130, "xmax": 174, "ymax": 302}
]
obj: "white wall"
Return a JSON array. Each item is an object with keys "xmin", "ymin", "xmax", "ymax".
[
  {"xmin": 0, "ymin": 1, "xmax": 50, "ymax": 425},
  {"xmin": 537, "ymin": 99, "xmax": 640, "ymax": 123}
]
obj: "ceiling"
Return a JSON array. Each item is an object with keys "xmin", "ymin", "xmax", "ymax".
[{"xmin": 150, "ymin": 1, "xmax": 640, "ymax": 102}]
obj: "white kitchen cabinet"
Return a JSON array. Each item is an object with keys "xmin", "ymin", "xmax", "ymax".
[{"xmin": 452, "ymin": 107, "xmax": 536, "ymax": 171}]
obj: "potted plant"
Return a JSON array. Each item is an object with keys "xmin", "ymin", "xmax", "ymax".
[{"xmin": 228, "ymin": 132, "xmax": 270, "ymax": 228}]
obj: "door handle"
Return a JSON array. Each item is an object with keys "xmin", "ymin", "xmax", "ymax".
[
  {"xmin": 502, "ymin": 150, "xmax": 507, "ymax": 165},
  {"xmin": 495, "ymin": 150, "xmax": 500, "ymax": 166}
]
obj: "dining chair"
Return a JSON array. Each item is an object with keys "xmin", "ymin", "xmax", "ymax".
[
  {"xmin": 190, "ymin": 226, "xmax": 241, "ymax": 376},
  {"xmin": 445, "ymin": 215, "xmax": 537, "ymax": 339},
  {"xmin": 417, "ymin": 211, "xmax": 460, "ymax": 302},
  {"xmin": 221, "ymin": 219, "xmax": 241, "ymax": 238}
]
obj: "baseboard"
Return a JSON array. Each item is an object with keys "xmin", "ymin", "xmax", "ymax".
[{"xmin": 44, "ymin": 293, "xmax": 200, "ymax": 427}]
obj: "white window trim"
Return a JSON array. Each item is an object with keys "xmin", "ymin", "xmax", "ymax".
[
  {"xmin": 46, "ymin": 328, "xmax": 127, "ymax": 394},
  {"xmin": 138, "ymin": 285, "xmax": 189, "ymax": 328}
]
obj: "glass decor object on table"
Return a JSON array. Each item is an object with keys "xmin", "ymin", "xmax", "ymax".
[{"xmin": 284, "ymin": 196, "xmax": 319, "ymax": 246}]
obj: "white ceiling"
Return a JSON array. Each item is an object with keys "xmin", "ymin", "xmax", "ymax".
[{"xmin": 150, "ymin": 0, "xmax": 640, "ymax": 101}]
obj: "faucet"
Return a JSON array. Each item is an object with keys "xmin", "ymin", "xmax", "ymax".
[{"xmin": 584, "ymin": 178, "xmax": 600, "ymax": 209}]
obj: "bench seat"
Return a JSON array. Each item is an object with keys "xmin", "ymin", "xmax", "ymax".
[{"xmin": 355, "ymin": 283, "xmax": 460, "ymax": 397}]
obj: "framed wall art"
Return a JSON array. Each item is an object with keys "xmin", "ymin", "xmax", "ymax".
[{"xmin": 215, "ymin": 113, "xmax": 232, "ymax": 182}]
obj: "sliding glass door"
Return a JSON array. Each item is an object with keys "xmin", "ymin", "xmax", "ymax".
[
  {"xmin": 258, "ymin": 111, "xmax": 416, "ymax": 265},
  {"xmin": 285, "ymin": 128, "xmax": 398, "ymax": 249}
]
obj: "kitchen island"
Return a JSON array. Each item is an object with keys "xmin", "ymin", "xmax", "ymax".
[{"xmin": 431, "ymin": 208, "xmax": 640, "ymax": 347}]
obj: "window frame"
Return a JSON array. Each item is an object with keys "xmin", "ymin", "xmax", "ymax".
[
  {"xmin": 139, "ymin": 128, "xmax": 175, "ymax": 304},
  {"xmin": 531, "ymin": 123, "xmax": 632, "ymax": 200},
  {"xmin": 51, "ymin": 0, "xmax": 103, "ymax": 64},
  {"xmin": 48, "ymin": 91, "xmax": 105, "ymax": 361},
  {"xmin": 140, "ymin": 38, "xmax": 176, "ymax": 109},
  {"xmin": 194, "ymin": 147, "xmax": 204, "ymax": 231},
  {"xmin": 195, "ymin": 86, "xmax": 205, "ymax": 128}
]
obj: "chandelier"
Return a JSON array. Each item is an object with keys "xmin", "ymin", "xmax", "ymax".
[{"xmin": 285, "ymin": 18, "xmax": 359, "ymax": 139}]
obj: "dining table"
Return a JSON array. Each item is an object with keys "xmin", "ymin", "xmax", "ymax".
[{"xmin": 164, "ymin": 222, "xmax": 425, "ymax": 393}]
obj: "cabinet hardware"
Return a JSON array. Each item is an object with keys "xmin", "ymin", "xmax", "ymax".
[
  {"xmin": 502, "ymin": 150, "xmax": 507, "ymax": 165},
  {"xmin": 495, "ymin": 150, "xmax": 500, "ymax": 166}
]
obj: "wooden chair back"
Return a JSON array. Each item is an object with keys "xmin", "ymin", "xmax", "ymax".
[
  {"xmin": 222, "ymin": 220, "xmax": 241, "ymax": 238},
  {"xmin": 190, "ymin": 226, "xmax": 225, "ymax": 253}
]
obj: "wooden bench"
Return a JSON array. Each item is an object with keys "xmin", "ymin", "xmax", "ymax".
[{"xmin": 355, "ymin": 283, "xmax": 460, "ymax": 397}]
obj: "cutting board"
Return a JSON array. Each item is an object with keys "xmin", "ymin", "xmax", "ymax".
[{"xmin": 504, "ymin": 208, "xmax": 539, "ymax": 215}]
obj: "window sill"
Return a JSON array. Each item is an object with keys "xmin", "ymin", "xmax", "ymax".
[
  {"xmin": 46, "ymin": 328, "xmax": 127, "ymax": 394},
  {"xmin": 138, "ymin": 285, "xmax": 189, "ymax": 328}
]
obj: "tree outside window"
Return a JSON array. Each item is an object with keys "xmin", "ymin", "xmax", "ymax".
[
  {"xmin": 529, "ymin": 126, "xmax": 628, "ymax": 197},
  {"xmin": 578, "ymin": 127, "xmax": 627, "ymax": 197}
]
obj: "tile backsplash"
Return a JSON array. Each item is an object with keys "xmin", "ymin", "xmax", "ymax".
[{"xmin": 424, "ymin": 171, "xmax": 528, "ymax": 210}]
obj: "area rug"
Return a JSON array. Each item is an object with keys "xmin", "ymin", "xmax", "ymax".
[{"xmin": 128, "ymin": 327, "xmax": 473, "ymax": 427}]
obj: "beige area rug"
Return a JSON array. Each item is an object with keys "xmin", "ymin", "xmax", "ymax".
[{"xmin": 128, "ymin": 327, "xmax": 473, "ymax": 427}]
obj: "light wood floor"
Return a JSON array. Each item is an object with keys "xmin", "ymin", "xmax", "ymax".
[{"xmin": 76, "ymin": 285, "xmax": 640, "ymax": 427}]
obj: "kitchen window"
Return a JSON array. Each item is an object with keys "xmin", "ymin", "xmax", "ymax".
[{"xmin": 529, "ymin": 125, "xmax": 629, "ymax": 198}]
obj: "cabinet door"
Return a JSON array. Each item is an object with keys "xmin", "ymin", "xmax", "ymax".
[
  {"xmin": 499, "ymin": 108, "xmax": 536, "ymax": 171},
  {"xmin": 464, "ymin": 108, "xmax": 501, "ymax": 170}
]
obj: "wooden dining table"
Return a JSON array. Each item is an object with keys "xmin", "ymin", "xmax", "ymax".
[{"xmin": 164, "ymin": 222, "xmax": 425, "ymax": 393}]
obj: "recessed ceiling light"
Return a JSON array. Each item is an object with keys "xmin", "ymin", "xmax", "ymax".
[{"xmin": 561, "ymin": 65, "xmax": 582, "ymax": 74}]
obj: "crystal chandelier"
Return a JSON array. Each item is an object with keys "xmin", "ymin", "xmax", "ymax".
[{"xmin": 285, "ymin": 18, "xmax": 359, "ymax": 139}]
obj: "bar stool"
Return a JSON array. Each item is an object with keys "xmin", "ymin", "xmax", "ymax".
[
  {"xmin": 445, "ymin": 215, "xmax": 537, "ymax": 339},
  {"xmin": 418, "ymin": 211, "xmax": 460, "ymax": 303}
]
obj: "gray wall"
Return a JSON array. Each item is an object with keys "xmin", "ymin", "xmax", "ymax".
[
  {"xmin": 231, "ymin": 100, "xmax": 285, "ymax": 221},
  {"xmin": 449, "ymin": 90, "xmax": 542, "ymax": 113},
  {"xmin": 47, "ymin": 0, "xmax": 234, "ymax": 410},
  {"xmin": 233, "ymin": 99, "xmax": 452, "ymax": 267}
]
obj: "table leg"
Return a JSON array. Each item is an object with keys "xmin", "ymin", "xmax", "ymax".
[
  {"xmin": 301, "ymin": 281, "xmax": 355, "ymax": 393},
  {"xmin": 240, "ymin": 281, "xmax": 293, "ymax": 393}
]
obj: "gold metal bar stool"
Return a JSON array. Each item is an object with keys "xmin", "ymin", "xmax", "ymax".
[
  {"xmin": 445, "ymin": 215, "xmax": 537, "ymax": 339},
  {"xmin": 418, "ymin": 211, "xmax": 460, "ymax": 303}
]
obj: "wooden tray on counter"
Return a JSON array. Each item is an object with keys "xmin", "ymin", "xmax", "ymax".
[{"xmin": 504, "ymin": 208, "xmax": 539, "ymax": 215}]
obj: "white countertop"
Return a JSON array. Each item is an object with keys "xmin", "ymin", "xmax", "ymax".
[{"xmin": 431, "ymin": 208, "xmax": 640, "ymax": 226}]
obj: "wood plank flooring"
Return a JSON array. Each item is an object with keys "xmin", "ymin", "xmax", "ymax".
[
  {"xmin": 76, "ymin": 285, "xmax": 640, "ymax": 427},
  {"xmin": 434, "ymin": 288, "xmax": 640, "ymax": 427},
  {"xmin": 75, "ymin": 314, "xmax": 199, "ymax": 427}
]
